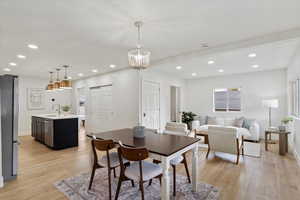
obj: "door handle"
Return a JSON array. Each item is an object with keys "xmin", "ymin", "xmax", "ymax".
[{"xmin": 143, "ymin": 113, "xmax": 146, "ymax": 117}]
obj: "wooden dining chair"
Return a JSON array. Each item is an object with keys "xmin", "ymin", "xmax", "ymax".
[
  {"xmin": 88, "ymin": 137, "xmax": 129, "ymax": 200},
  {"xmin": 115, "ymin": 142, "xmax": 162, "ymax": 200}
]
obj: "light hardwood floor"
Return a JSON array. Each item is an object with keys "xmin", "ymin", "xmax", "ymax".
[{"xmin": 0, "ymin": 129, "xmax": 300, "ymax": 200}]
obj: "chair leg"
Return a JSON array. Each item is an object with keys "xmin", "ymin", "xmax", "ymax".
[
  {"xmin": 172, "ymin": 165, "xmax": 176, "ymax": 196},
  {"xmin": 113, "ymin": 168, "xmax": 116, "ymax": 178},
  {"xmin": 140, "ymin": 181, "xmax": 145, "ymax": 200},
  {"xmin": 88, "ymin": 166, "xmax": 96, "ymax": 190},
  {"xmin": 131, "ymin": 180, "xmax": 135, "ymax": 187},
  {"xmin": 114, "ymin": 177, "xmax": 122, "ymax": 200},
  {"xmin": 148, "ymin": 179, "xmax": 152, "ymax": 186},
  {"xmin": 206, "ymin": 148, "xmax": 210, "ymax": 159},
  {"xmin": 108, "ymin": 169, "xmax": 112, "ymax": 200},
  {"xmin": 182, "ymin": 155, "xmax": 191, "ymax": 183},
  {"xmin": 236, "ymin": 154, "xmax": 240, "ymax": 165}
]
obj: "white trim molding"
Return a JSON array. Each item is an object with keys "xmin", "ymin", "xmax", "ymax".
[
  {"xmin": 293, "ymin": 148, "xmax": 300, "ymax": 167},
  {"xmin": 0, "ymin": 175, "xmax": 3, "ymax": 188}
]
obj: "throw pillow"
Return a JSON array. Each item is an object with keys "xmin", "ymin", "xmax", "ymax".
[
  {"xmin": 216, "ymin": 117, "xmax": 225, "ymax": 126},
  {"xmin": 243, "ymin": 118, "xmax": 255, "ymax": 130},
  {"xmin": 224, "ymin": 117, "xmax": 235, "ymax": 126},
  {"xmin": 207, "ymin": 116, "xmax": 217, "ymax": 125},
  {"xmin": 234, "ymin": 117, "xmax": 245, "ymax": 127}
]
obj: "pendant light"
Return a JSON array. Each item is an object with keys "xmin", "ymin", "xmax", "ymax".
[
  {"xmin": 128, "ymin": 21, "xmax": 151, "ymax": 69},
  {"xmin": 53, "ymin": 68, "xmax": 62, "ymax": 90},
  {"xmin": 46, "ymin": 71, "xmax": 54, "ymax": 91},
  {"xmin": 60, "ymin": 65, "xmax": 72, "ymax": 89}
]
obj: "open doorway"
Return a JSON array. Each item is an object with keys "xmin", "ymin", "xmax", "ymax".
[
  {"xmin": 170, "ymin": 86, "xmax": 181, "ymax": 122},
  {"xmin": 77, "ymin": 87, "xmax": 86, "ymax": 128}
]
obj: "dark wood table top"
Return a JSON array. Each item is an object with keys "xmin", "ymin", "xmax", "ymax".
[{"xmin": 88, "ymin": 128, "xmax": 200, "ymax": 157}]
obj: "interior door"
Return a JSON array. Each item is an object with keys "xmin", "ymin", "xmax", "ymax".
[
  {"xmin": 88, "ymin": 85, "xmax": 113, "ymax": 132},
  {"xmin": 142, "ymin": 81, "xmax": 160, "ymax": 130}
]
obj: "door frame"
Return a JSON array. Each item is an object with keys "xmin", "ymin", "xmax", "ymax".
[{"xmin": 142, "ymin": 80, "xmax": 161, "ymax": 130}]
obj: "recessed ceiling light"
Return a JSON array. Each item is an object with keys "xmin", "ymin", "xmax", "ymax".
[
  {"xmin": 176, "ymin": 66, "xmax": 182, "ymax": 70},
  {"xmin": 109, "ymin": 64, "xmax": 116, "ymax": 68},
  {"xmin": 208, "ymin": 60, "xmax": 215, "ymax": 65},
  {"xmin": 17, "ymin": 54, "xmax": 26, "ymax": 59},
  {"xmin": 192, "ymin": 73, "xmax": 197, "ymax": 76},
  {"xmin": 252, "ymin": 64, "xmax": 259, "ymax": 68},
  {"xmin": 92, "ymin": 69, "xmax": 98, "ymax": 73},
  {"xmin": 218, "ymin": 69, "xmax": 224, "ymax": 72},
  {"xmin": 27, "ymin": 44, "xmax": 39, "ymax": 49},
  {"xmin": 248, "ymin": 53, "xmax": 256, "ymax": 58},
  {"xmin": 3, "ymin": 68, "xmax": 11, "ymax": 72},
  {"xmin": 9, "ymin": 62, "xmax": 17, "ymax": 66},
  {"xmin": 78, "ymin": 73, "xmax": 84, "ymax": 77}
]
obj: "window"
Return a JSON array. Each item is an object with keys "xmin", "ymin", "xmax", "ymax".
[
  {"xmin": 290, "ymin": 79, "xmax": 300, "ymax": 116},
  {"xmin": 214, "ymin": 88, "xmax": 241, "ymax": 112}
]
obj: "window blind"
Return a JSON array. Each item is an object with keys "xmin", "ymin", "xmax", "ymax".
[{"xmin": 214, "ymin": 88, "xmax": 241, "ymax": 112}]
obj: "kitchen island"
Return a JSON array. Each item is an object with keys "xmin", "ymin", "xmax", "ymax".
[{"xmin": 31, "ymin": 114, "xmax": 79, "ymax": 150}]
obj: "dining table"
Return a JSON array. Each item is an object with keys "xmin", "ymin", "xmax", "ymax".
[{"xmin": 88, "ymin": 128, "xmax": 200, "ymax": 200}]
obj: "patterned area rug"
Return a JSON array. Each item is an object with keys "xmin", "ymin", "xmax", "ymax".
[{"xmin": 54, "ymin": 168, "xmax": 219, "ymax": 200}]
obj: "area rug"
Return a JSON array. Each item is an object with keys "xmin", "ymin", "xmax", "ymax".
[
  {"xmin": 244, "ymin": 141, "xmax": 261, "ymax": 158},
  {"xmin": 54, "ymin": 168, "xmax": 219, "ymax": 200}
]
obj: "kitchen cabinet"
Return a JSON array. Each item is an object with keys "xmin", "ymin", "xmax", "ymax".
[{"xmin": 31, "ymin": 116, "xmax": 78, "ymax": 150}]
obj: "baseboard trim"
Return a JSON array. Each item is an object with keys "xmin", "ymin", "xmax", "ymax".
[
  {"xmin": 0, "ymin": 175, "xmax": 4, "ymax": 188},
  {"xmin": 293, "ymin": 148, "xmax": 300, "ymax": 167}
]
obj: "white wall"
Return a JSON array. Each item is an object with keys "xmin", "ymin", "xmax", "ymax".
[
  {"xmin": 186, "ymin": 69, "xmax": 287, "ymax": 138},
  {"xmin": 143, "ymin": 69, "xmax": 186, "ymax": 130},
  {"xmin": 18, "ymin": 76, "xmax": 72, "ymax": 136},
  {"xmin": 287, "ymin": 43, "xmax": 300, "ymax": 165},
  {"xmin": 72, "ymin": 69, "xmax": 139, "ymax": 133},
  {"xmin": 0, "ymin": 89, "xmax": 3, "ymax": 188},
  {"xmin": 72, "ymin": 68, "xmax": 186, "ymax": 132}
]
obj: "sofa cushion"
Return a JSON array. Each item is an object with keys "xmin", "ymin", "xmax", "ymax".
[
  {"xmin": 224, "ymin": 117, "xmax": 236, "ymax": 126},
  {"xmin": 233, "ymin": 117, "xmax": 245, "ymax": 128},
  {"xmin": 194, "ymin": 115, "xmax": 207, "ymax": 125},
  {"xmin": 207, "ymin": 116, "xmax": 225, "ymax": 126},
  {"xmin": 207, "ymin": 116, "xmax": 217, "ymax": 125}
]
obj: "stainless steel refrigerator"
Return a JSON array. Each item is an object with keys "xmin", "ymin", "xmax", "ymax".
[{"xmin": 0, "ymin": 75, "xmax": 19, "ymax": 181}]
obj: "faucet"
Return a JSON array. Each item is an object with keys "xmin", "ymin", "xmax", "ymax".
[{"xmin": 52, "ymin": 104, "xmax": 61, "ymax": 116}]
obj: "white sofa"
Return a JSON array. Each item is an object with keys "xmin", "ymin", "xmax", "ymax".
[{"xmin": 192, "ymin": 116, "xmax": 260, "ymax": 142}]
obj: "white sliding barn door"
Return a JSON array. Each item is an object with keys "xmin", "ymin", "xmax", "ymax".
[
  {"xmin": 88, "ymin": 85, "xmax": 113, "ymax": 133},
  {"xmin": 142, "ymin": 81, "xmax": 160, "ymax": 130}
]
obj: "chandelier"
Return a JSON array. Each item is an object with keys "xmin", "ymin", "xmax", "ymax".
[
  {"xmin": 60, "ymin": 65, "xmax": 72, "ymax": 89},
  {"xmin": 46, "ymin": 71, "xmax": 54, "ymax": 91},
  {"xmin": 128, "ymin": 21, "xmax": 151, "ymax": 69}
]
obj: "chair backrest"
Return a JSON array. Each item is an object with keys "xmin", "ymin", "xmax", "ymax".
[
  {"xmin": 91, "ymin": 138, "xmax": 115, "ymax": 166},
  {"xmin": 208, "ymin": 126, "xmax": 238, "ymax": 154},
  {"xmin": 118, "ymin": 142, "xmax": 149, "ymax": 161},
  {"xmin": 165, "ymin": 122, "xmax": 188, "ymax": 136},
  {"xmin": 117, "ymin": 142, "xmax": 149, "ymax": 182}
]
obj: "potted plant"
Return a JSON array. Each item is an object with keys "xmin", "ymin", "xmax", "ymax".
[
  {"xmin": 61, "ymin": 105, "xmax": 71, "ymax": 114},
  {"xmin": 279, "ymin": 117, "xmax": 293, "ymax": 132},
  {"xmin": 181, "ymin": 111, "xmax": 197, "ymax": 130}
]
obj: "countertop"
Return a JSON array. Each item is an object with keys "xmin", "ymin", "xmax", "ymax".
[{"xmin": 32, "ymin": 114, "xmax": 79, "ymax": 120}]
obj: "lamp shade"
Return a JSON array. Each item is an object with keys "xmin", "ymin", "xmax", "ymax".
[{"xmin": 262, "ymin": 99, "xmax": 279, "ymax": 108}]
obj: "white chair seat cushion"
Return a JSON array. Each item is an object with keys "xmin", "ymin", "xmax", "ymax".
[
  {"xmin": 170, "ymin": 155, "xmax": 183, "ymax": 165},
  {"xmin": 125, "ymin": 161, "xmax": 162, "ymax": 181},
  {"xmin": 99, "ymin": 152, "xmax": 128, "ymax": 168}
]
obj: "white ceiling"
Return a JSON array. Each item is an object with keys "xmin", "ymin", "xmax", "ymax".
[
  {"xmin": 153, "ymin": 38, "xmax": 300, "ymax": 78},
  {"xmin": 1, "ymin": 0, "xmax": 300, "ymax": 79}
]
